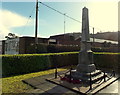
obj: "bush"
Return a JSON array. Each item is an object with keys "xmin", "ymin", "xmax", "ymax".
[
  {"xmin": 27, "ymin": 43, "xmax": 80, "ymax": 54},
  {"xmin": 27, "ymin": 44, "xmax": 118, "ymax": 54},
  {"xmin": 2, "ymin": 55, "xmax": 51, "ymax": 77},
  {"xmin": 92, "ymin": 47, "xmax": 111, "ymax": 52},
  {"xmin": 2, "ymin": 52, "xmax": 119, "ymax": 77},
  {"xmin": 93, "ymin": 53, "xmax": 119, "ymax": 71},
  {"xmin": 50, "ymin": 53, "xmax": 78, "ymax": 68},
  {"xmin": 2, "ymin": 52, "xmax": 78, "ymax": 77}
]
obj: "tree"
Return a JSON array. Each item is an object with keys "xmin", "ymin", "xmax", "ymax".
[
  {"xmin": 5, "ymin": 33, "xmax": 18, "ymax": 39},
  {"xmin": 103, "ymin": 41, "xmax": 107, "ymax": 47}
]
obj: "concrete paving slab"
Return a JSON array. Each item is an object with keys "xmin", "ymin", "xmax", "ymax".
[
  {"xmin": 23, "ymin": 72, "xmax": 120, "ymax": 94},
  {"xmin": 45, "ymin": 86, "xmax": 64, "ymax": 94},
  {"xmin": 98, "ymin": 79, "xmax": 119, "ymax": 94},
  {"xmin": 23, "ymin": 74, "xmax": 54, "ymax": 88},
  {"xmin": 45, "ymin": 82, "xmax": 57, "ymax": 88},
  {"xmin": 23, "ymin": 78, "xmax": 41, "ymax": 87},
  {"xmin": 36, "ymin": 82, "xmax": 55, "ymax": 90},
  {"xmin": 28, "ymin": 89, "xmax": 46, "ymax": 93},
  {"xmin": 46, "ymin": 75, "xmax": 119, "ymax": 95},
  {"xmin": 33, "ymin": 77, "xmax": 47, "ymax": 83},
  {"xmin": 90, "ymin": 77, "xmax": 118, "ymax": 94}
]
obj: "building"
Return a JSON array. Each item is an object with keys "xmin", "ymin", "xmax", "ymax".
[
  {"xmin": 50, "ymin": 33, "xmax": 118, "ymax": 46},
  {"xmin": 4, "ymin": 37, "xmax": 48, "ymax": 54},
  {"xmin": 50, "ymin": 34, "xmax": 81, "ymax": 46},
  {"xmin": 0, "ymin": 40, "xmax": 5, "ymax": 54},
  {"xmin": 1, "ymin": 33, "xmax": 118, "ymax": 54}
]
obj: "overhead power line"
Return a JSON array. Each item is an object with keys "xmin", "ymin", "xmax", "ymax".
[
  {"xmin": 39, "ymin": 2, "xmax": 81, "ymax": 23},
  {"xmin": 39, "ymin": 2, "xmax": 108, "ymax": 32},
  {"xmin": 21, "ymin": 5, "xmax": 36, "ymax": 34}
]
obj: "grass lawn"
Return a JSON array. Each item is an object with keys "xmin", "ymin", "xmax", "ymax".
[{"xmin": 2, "ymin": 67, "xmax": 67, "ymax": 93}]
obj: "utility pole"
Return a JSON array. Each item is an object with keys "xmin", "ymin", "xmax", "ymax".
[
  {"xmin": 35, "ymin": 0, "xmax": 38, "ymax": 53},
  {"xmin": 64, "ymin": 13, "xmax": 66, "ymax": 39},
  {"xmin": 93, "ymin": 27, "xmax": 95, "ymax": 47},
  {"xmin": 64, "ymin": 13, "xmax": 66, "ymax": 35}
]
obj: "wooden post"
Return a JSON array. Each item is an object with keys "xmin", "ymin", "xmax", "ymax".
[{"xmin": 35, "ymin": 0, "xmax": 38, "ymax": 53}]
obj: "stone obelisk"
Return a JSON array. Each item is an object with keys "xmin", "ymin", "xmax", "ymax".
[
  {"xmin": 76, "ymin": 7, "xmax": 96, "ymax": 73},
  {"xmin": 66, "ymin": 7, "xmax": 104, "ymax": 83},
  {"xmin": 69, "ymin": 7, "xmax": 97, "ymax": 81}
]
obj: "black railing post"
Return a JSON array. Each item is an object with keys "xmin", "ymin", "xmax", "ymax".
[
  {"xmin": 70, "ymin": 68, "xmax": 72, "ymax": 83},
  {"xmin": 55, "ymin": 67, "xmax": 57, "ymax": 79},
  {"xmin": 104, "ymin": 72, "xmax": 106, "ymax": 82},
  {"xmin": 90, "ymin": 73, "xmax": 92, "ymax": 90},
  {"xmin": 113, "ymin": 70, "xmax": 115, "ymax": 77}
]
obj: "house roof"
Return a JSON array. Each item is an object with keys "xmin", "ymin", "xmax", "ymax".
[{"xmin": 90, "ymin": 38, "xmax": 118, "ymax": 44}]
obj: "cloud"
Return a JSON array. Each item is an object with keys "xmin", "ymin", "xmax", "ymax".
[
  {"xmin": 0, "ymin": 9, "xmax": 48, "ymax": 40},
  {"xmin": 0, "ymin": 9, "xmax": 29, "ymax": 40},
  {"xmin": 1, "ymin": 10, "xmax": 28, "ymax": 28}
]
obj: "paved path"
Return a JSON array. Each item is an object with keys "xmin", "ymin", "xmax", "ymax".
[
  {"xmin": 23, "ymin": 73, "xmax": 77, "ymax": 94},
  {"xmin": 98, "ymin": 78, "xmax": 120, "ymax": 94},
  {"xmin": 23, "ymin": 72, "xmax": 120, "ymax": 95}
]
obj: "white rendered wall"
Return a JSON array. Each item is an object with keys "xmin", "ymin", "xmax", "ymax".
[{"xmin": 5, "ymin": 38, "xmax": 19, "ymax": 54}]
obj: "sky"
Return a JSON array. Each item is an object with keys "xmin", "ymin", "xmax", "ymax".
[{"xmin": 0, "ymin": 0, "xmax": 118, "ymax": 40}]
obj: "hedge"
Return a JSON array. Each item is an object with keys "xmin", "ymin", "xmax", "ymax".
[
  {"xmin": 1, "ymin": 52, "xmax": 120, "ymax": 77},
  {"xmin": 93, "ymin": 53, "xmax": 119, "ymax": 71},
  {"xmin": 2, "ymin": 52, "xmax": 78, "ymax": 77},
  {"xmin": 27, "ymin": 44, "xmax": 80, "ymax": 54},
  {"xmin": 27, "ymin": 43, "xmax": 118, "ymax": 54}
]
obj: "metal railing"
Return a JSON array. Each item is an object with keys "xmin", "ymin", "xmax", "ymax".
[
  {"xmin": 89, "ymin": 70, "xmax": 116, "ymax": 90},
  {"xmin": 55, "ymin": 66, "xmax": 116, "ymax": 91}
]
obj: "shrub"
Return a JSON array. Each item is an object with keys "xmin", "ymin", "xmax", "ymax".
[
  {"xmin": 27, "ymin": 43, "xmax": 80, "ymax": 54},
  {"xmin": 2, "ymin": 54, "xmax": 51, "ymax": 77},
  {"xmin": 2, "ymin": 52, "xmax": 119, "ymax": 77},
  {"xmin": 2, "ymin": 52, "xmax": 78, "ymax": 77},
  {"xmin": 93, "ymin": 53, "xmax": 119, "ymax": 71}
]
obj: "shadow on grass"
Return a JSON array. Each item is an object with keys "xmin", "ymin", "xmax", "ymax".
[{"xmin": 2, "ymin": 65, "xmax": 72, "ymax": 78}]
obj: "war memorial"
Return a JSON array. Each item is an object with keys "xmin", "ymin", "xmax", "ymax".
[{"xmin": 46, "ymin": 7, "xmax": 119, "ymax": 94}]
